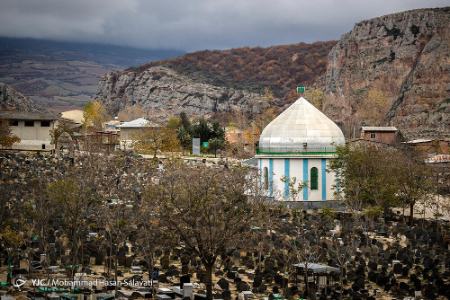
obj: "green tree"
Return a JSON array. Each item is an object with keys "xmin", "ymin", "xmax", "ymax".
[
  {"xmin": 177, "ymin": 126, "xmax": 192, "ymax": 150},
  {"xmin": 330, "ymin": 144, "xmax": 402, "ymax": 212},
  {"xmin": 208, "ymin": 137, "xmax": 225, "ymax": 157},
  {"xmin": 191, "ymin": 118, "xmax": 211, "ymax": 142}
]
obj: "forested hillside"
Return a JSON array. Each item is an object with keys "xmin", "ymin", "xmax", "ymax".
[{"xmin": 132, "ymin": 41, "xmax": 335, "ymax": 99}]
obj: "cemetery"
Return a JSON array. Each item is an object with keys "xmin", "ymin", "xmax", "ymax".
[{"xmin": 1, "ymin": 150, "xmax": 450, "ymax": 300}]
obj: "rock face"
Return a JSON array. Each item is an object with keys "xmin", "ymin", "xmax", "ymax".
[
  {"xmin": 0, "ymin": 82, "xmax": 36, "ymax": 112},
  {"xmin": 97, "ymin": 7, "xmax": 449, "ymax": 138},
  {"xmin": 324, "ymin": 7, "xmax": 450, "ymax": 138},
  {"xmin": 97, "ymin": 66, "xmax": 271, "ymax": 120}
]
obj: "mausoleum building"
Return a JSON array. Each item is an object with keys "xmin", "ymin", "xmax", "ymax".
[{"xmin": 256, "ymin": 97, "xmax": 345, "ymax": 201}]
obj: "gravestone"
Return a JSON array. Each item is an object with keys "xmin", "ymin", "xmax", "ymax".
[
  {"xmin": 253, "ymin": 274, "xmax": 263, "ymax": 288},
  {"xmin": 180, "ymin": 274, "xmax": 190, "ymax": 289},
  {"xmin": 217, "ymin": 278, "xmax": 229, "ymax": 290},
  {"xmin": 392, "ymin": 261, "xmax": 402, "ymax": 274},
  {"xmin": 221, "ymin": 290, "xmax": 231, "ymax": 300},
  {"xmin": 236, "ymin": 281, "xmax": 250, "ymax": 292}
]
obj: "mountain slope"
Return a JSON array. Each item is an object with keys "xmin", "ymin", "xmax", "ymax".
[
  {"xmin": 97, "ymin": 7, "xmax": 449, "ymax": 139},
  {"xmin": 324, "ymin": 7, "xmax": 450, "ymax": 138},
  {"xmin": 132, "ymin": 41, "xmax": 335, "ymax": 98},
  {"xmin": 0, "ymin": 82, "xmax": 36, "ymax": 112},
  {"xmin": 0, "ymin": 37, "xmax": 184, "ymax": 111},
  {"xmin": 97, "ymin": 42, "xmax": 335, "ymax": 118}
]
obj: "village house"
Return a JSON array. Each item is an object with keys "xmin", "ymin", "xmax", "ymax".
[
  {"xmin": 0, "ymin": 111, "xmax": 58, "ymax": 151},
  {"xmin": 117, "ymin": 117, "xmax": 160, "ymax": 150},
  {"xmin": 360, "ymin": 126, "xmax": 399, "ymax": 144},
  {"xmin": 225, "ymin": 126, "xmax": 259, "ymax": 152},
  {"xmin": 404, "ymin": 138, "xmax": 450, "ymax": 155}
]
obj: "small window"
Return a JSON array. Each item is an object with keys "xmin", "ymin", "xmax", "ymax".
[
  {"xmin": 25, "ymin": 120, "xmax": 34, "ymax": 127},
  {"xmin": 370, "ymin": 133, "xmax": 376, "ymax": 139},
  {"xmin": 263, "ymin": 167, "xmax": 269, "ymax": 190},
  {"xmin": 41, "ymin": 120, "xmax": 51, "ymax": 127},
  {"xmin": 311, "ymin": 167, "xmax": 318, "ymax": 190},
  {"xmin": 42, "ymin": 144, "xmax": 46, "ymax": 150},
  {"xmin": 9, "ymin": 120, "xmax": 19, "ymax": 126}
]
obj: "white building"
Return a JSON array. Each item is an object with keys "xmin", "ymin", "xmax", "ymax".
[
  {"xmin": 0, "ymin": 111, "xmax": 58, "ymax": 151},
  {"xmin": 117, "ymin": 117, "xmax": 159, "ymax": 149},
  {"xmin": 256, "ymin": 97, "xmax": 345, "ymax": 201}
]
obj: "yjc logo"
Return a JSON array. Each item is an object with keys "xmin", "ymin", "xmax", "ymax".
[{"xmin": 12, "ymin": 278, "xmax": 26, "ymax": 290}]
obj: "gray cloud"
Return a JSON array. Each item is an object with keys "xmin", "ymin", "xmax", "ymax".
[{"xmin": 0, "ymin": 0, "xmax": 448, "ymax": 50}]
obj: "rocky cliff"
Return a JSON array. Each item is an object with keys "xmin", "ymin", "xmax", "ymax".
[
  {"xmin": 324, "ymin": 7, "xmax": 450, "ymax": 138},
  {"xmin": 0, "ymin": 82, "xmax": 36, "ymax": 112},
  {"xmin": 97, "ymin": 7, "xmax": 449, "ymax": 138},
  {"xmin": 97, "ymin": 66, "xmax": 271, "ymax": 120},
  {"xmin": 96, "ymin": 42, "xmax": 334, "ymax": 120}
]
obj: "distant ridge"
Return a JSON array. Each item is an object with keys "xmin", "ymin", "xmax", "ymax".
[
  {"xmin": 0, "ymin": 37, "xmax": 185, "ymax": 111},
  {"xmin": 0, "ymin": 37, "xmax": 184, "ymax": 67}
]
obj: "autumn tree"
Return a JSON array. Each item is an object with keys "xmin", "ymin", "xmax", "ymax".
[
  {"xmin": 359, "ymin": 89, "xmax": 390, "ymax": 125},
  {"xmin": 147, "ymin": 162, "xmax": 264, "ymax": 300},
  {"xmin": 83, "ymin": 100, "xmax": 108, "ymax": 131},
  {"xmin": 0, "ymin": 226, "xmax": 26, "ymax": 283},
  {"xmin": 134, "ymin": 127, "xmax": 181, "ymax": 158},
  {"xmin": 304, "ymin": 88, "xmax": 325, "ymax": 110},
  {"xmin": 166, "ymin": 116, "xmax": 181, "ymax": 129},
  {"xmin": 252, "ymin": 107, "xmax": 278, "ymax": 133},
  {"xmin": 47, "ymin": 177, "xmax": 101, "ymax": 280},
  {"xmin": 0, "ymin": 119, "xmax": 20, "ymax": 148}
]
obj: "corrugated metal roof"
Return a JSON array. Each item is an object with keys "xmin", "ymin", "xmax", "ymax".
[
  {"xmin": 361, "ymin": 126, "xmax": 398, "ymax": 132},
  {"xmin": 117, "ymin": 117, "xmax": 159, "ymax": 128},
  {"xmin": 258, "ymin": 97, "xmax": 345, "ymax": 152},
  {"xmin": 293, "ymin": 263, "xmax": 340, "ymax": 274},
  {"xmin": 404, "ymin": 138, "xmax": 433, "ymax": 144}
]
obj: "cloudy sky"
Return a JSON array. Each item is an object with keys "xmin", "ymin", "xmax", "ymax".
[{"xmin": 0, "ymin": 0, "xmax": 448, "ymax": 51}]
